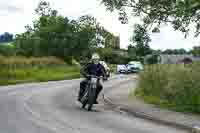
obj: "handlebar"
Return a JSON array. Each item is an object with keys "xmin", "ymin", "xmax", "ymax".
[{"xmin": 86, "ymin": 75, "xmax": 103, "ymax": 78}]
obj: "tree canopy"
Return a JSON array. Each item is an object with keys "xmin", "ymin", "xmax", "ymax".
[
  {"xmin": 162, "ymin": 48, "xmax": 188, "ymax": 55},
  {"xmin": 0, "ymin": 32, "xmax": 13, "ymax": 43},
  {"xmin": 14, "ymin": 1, "xmax": 118, "ymax": 63},
  {"xmin": 101, "ymin": 0, "xmax": 200, "ymax": 37}
]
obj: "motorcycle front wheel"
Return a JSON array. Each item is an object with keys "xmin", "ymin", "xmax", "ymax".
[{"xmin": 87, "ymin": 86, "xmax": 96, "ymax": 111}]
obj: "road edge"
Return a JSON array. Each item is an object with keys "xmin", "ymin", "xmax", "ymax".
[{"xmin": 103, "ymin": 95, "xmax": 192, "ymax": 132}]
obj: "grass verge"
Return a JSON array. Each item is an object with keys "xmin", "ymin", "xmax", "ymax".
[
  {"xmin": 0, "ymin": 66, "xmax": 80, "ymax": 86},
  {"xmin": 0, "ymin": 56, "xmax": 80, "ymax": 86},
  {"xmin": 131, "ymin": 63, "xmax": 200, "ymax": 114}
]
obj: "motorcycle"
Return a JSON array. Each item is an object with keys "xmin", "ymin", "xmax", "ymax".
[{"xmin": 80, "ymin": 75, "xmax": 102, "ymax": 111}]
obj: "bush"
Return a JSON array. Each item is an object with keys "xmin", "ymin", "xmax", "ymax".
[
  {"xmin": 0, "ymin": 44, "xmax": 15, "ymax": 56},
  {"xmin": 97, "ymin": 48, "xmax": 129, "ymax": 64},
  {"xmin": 145, "ymin": 54, "xmax": 159, "ymax": 64},
  {"xmin": 135, "ymin": 63, "xmax": 200, "ymax": 114}
]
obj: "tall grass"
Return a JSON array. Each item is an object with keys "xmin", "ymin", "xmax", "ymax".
[
  {"xmin": 0, "ymin": 56, "xmax": 66, "ymax": 66},
  {"xmin": 135, "ymin": 63, "xmax": 200, "ymax": 114},
  {"xmin": 0, "ymin": 56, "xmax": 80, "ymax": 85}
]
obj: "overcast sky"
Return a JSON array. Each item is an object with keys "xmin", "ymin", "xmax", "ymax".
[{"xmin": 0, "ymin": 0, "xmax": 200, "ymax": 50}]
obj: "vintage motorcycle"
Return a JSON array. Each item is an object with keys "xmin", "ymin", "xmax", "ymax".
[{"xmin": 80, "ymin": 75, "xmax": 102, "ymax": 111}]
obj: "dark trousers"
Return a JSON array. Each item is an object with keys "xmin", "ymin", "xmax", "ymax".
[{"xmin": 79, "ymin": 79, "xmax": 103, "ymax": 101}]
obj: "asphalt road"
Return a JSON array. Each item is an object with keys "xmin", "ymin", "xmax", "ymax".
[{"xmin": 0, "ymin": 75, "xmax": 187, "ymax": 133}]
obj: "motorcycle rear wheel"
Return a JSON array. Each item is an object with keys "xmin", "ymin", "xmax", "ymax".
[
  {"xmin": 87, "ymin": 87, "xmax": 96, "ymax": 111},
  {"xmin": 87, "ymin": 104, "xmax": 93, "ymax": 111}
]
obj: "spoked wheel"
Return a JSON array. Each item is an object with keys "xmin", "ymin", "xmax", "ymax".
[{"xmin": 87, "ymin": 86, "xmax": 96, "ymax": 111}]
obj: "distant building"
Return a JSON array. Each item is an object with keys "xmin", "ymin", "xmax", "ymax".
[
  {"xmin": 144, "ymin": 54, "xmax": 200, "ymax": 64},
  {"xmin": 158, "ymin": 54, "xmax": 193, "ymax": 64}
]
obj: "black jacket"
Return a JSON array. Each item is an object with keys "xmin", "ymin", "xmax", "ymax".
[{"xmin": 81, "ymin": 63, "xmax": 106, "ymax": 78}]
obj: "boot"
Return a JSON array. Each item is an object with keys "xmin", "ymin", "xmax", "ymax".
[
  {"xmin": 78, "ymin": 88, "xmax": 84, "ymax": 102},
  {"xmin": 94, "ymin": 100, "xmax": 99, "ymax": 104},
  {"xmin": 94, "ymin": 84, "xmax": 103, "ymax": 104}
]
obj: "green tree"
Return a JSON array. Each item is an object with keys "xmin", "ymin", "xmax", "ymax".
[
  {"xmin": 101, "ymin": 0, "xmax": 200, "ymax": 37},
  {"xmin": 97, "ymin": 48, "xmax": 128, "ymax": 64},
  {"xmin": 75, "ymin": 15, "xmax": 101, "ymax": 61},
  {"xmin": 174, "ymin": 48, "xmax": 187, "ymax": 54},
  {"xmin": 131, "ymin": 24, "xmax": 152, "ymax": 60},
  {"xmin": 162, "ymin": 48, "xmax": 187, "ymax": 54},
  {"xmin": 97, "ymin": 48, "xmax": 113, "ymax": 62},
  {"xmin": 127, "ymin": 45, "xmax": 137, "ymax": 60},
  {"xmin": 99, "ymin": 27, "xmax": 115, "ymax": 48},
  {"xmin": 14, "ymin": 1, "xmax": 111, "ymax": 64},
  {"xmin": 15, "ymin": 1, "xmax": 71, "ymax": 58},
  {"xmin": 191, "ymin": 46, "xmax": 200, "ymax": 56},
  {"xmin": 145, "ymin": 54, "xmax": 159, "ymax": 64},
  {"xmin": 162, "ymin": 49, "xmax": 174, "ymax": 55}
]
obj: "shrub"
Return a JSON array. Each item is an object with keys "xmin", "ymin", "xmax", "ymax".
[
  {"xmin": 145, "ymin": 54, "xmax": 159, "ymax": 64},
  {"xmin": 0, "ymin": 44, "xmax": 15, "ymax": 56}
]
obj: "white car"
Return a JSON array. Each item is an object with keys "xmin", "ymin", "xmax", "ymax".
[
  {"xmin": 117, "ymin": 65, "xmax": 127, "ymax": 74},
  {"xmin": 127, "ymin": 61, "xmax": 143, "ymax": 73}
]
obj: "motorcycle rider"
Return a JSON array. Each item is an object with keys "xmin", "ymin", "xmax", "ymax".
[{"xmin": 78, "ymin": 53, "xmax": 106, "ymax": 104}]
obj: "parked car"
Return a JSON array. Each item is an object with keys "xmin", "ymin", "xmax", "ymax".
[
  {"xmin": 127, "ymin": 61, "xmax": 143, "ymax": 73},
  {"xmin": 99, "ymin": 61, "xmax": 110, "ymax": 80},
  {"xmin": 117, "ymin": 64, "xmax": 127, "ymax": 74}
]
